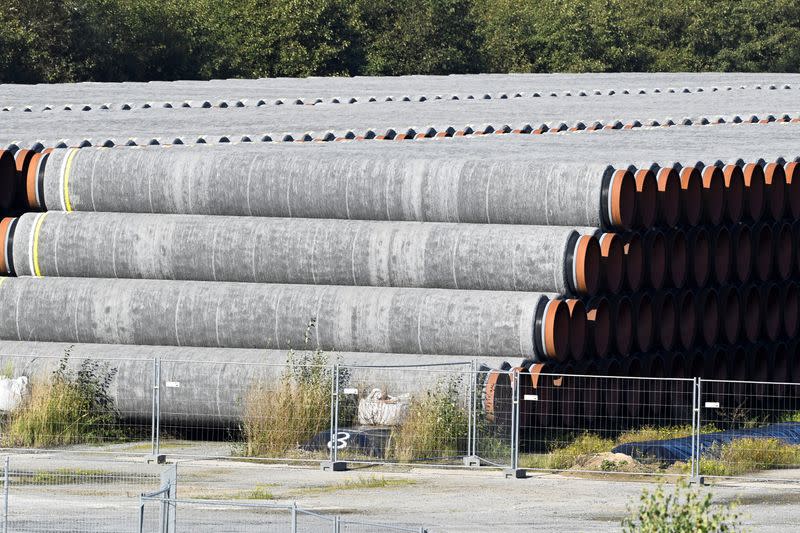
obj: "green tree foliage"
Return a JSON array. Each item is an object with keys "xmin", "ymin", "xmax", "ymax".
[{"xmin": 0, "ymin": 0, "xmax": 798, "ymax": 83}]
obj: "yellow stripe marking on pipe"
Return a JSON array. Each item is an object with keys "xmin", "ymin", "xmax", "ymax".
[
  {"xmin": 63, "ymin": 148, "xmax": 79, "ymax": 212},
  {"xmin": 32, "ymin": 212, "xmax": 50, "ymax": 277}
]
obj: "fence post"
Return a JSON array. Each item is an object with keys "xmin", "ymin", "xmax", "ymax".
[
  {"xmin": 504, "ymin": 370, "xmax": 524, "ymax": 478},
  {"xmin": 464, "ymin": 361, "xmax": 480, "ymax": 467},
  {"xmin": 3, "ymin": 456, "xmax": 9, "ymax": 533},
  {"xmin": 290, "ymin": 501, "xmax": 297, "ymax": 533},
  {"xmin": 321, "ymin": 364, "xmax": 345, "ymax": 471},
  {"xmin": 689, "ymin": 377, "xmax": 705, "ymax": 485},
  {"xmin": 149, "ymin": 357, "xmax": 165, "ymax": 464},
  {"xmin": 333, "ymin": 515, "xmax": 340, "ymax": 533}
]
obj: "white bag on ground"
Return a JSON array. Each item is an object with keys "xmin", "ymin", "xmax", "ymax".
[
  {"xmin": 0, "ymin": 376, "xmax": 28, "ymax": 412},
  {"xmin": 358, "ymin": 388, "xmax": 410, "ymax": 426}
]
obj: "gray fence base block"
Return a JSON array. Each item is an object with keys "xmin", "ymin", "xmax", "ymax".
[
  {"xmin": 503, "ymin": 468, "xmax": 526, "ymax": 479},
  {"xmin": 463, "ymin": 456, "xmax": 481, "ymax": 467},
  {"xmin": 147, "ymin": 454, "xmax": 167, "ymax": 464},
  {"xmin": 321, "ymin": 461, "xmax": 347, "ymax": 472}
]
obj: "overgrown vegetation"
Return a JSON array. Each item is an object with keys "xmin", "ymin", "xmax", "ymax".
[
  {"xmin": 390, "ymin": 376, "xmax": 468, "ymax": 462},
  {"xmin": 622, "ymin": 481, "xmax": 742, "ymax": 532},
  {"xmin": 695, "ymin": 438, "xmax": 800, "ymax": 477},
  {"xmin": 1, "ymin": 354, "xmax": 124, "ymax": 448},
  {"xmin": 2, "ymin": 0, "xmax": 799, "ymax": 83}
]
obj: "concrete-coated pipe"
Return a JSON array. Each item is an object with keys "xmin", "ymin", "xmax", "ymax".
[
  {"xmin": 741, "ymin": 284, "xmax": 762, "ymax": 344},
  {"xmin": 773, "ymin": 221, "xmax": 794, "ymax": 281},
  {"xmin": 782, "ymin": 282, "xmax": 799, "ymax": 340},
  {"xmin": 9, "ymin": 211, "xmax": 602, "ymax": 296},
  {"xmin": 623, "ymin": 234, "xmax": 644, "ymax": 292},
  {"xmin": 686, "ymin": 227, "xmax": 710, "ymax": 288},
  {"xmin": 0, "ymin": 276, "xmax": 568, "ymax": 360},
  {"xmin": 631, "ymin": 292, "xmax": 654, "ymax": 353},
  {"xmin": 653, "ymin": 166, "xmax": 680, "ymax": 227},
  {"xmin": 730, "ymin": 224, "xmax": 753, "ymax": 283},
  {"xmin": 717, "ymin": 285, "xmax": 741, "ymax": 345},
  {"xmin": 678, "ymin": 166, "xmax": 703, "ymax": 225},
  {"xmin": 675, "ymin": 290, "xmax": 696, "ymax": 351},
  {"xmin": 598, "ymin": 233, "xmax": 625, "ymax": 293},
  {"xmin": 760, "ymin": 283, "xmax": 782, "ymax": 342},
  {"xmin": 700, "ymin": 165, "xmax": 725, "ymax": 225},
  {"xmin": 633, "ymin": 168, "xmax": 657, "ymax": 228},
  {"xmin": 741, "ymin": 162, "xmax": 766, "ymax": 222},
  {"xmin": 752, "ymin": 222, "xmax": 773, "ymax": 282},
  {"xmin": 0, "ymin": 150, "xmax": 16, "ymax": 210},
  {"xmin": 694, "ymin": 288, "xmax": 719, "ymax": 347},
  {"xmin": 721, "ymin": 164, "xmax": 745, "ymax": 224},
  {"xmin": 585, "ymin": 297, "xmax": 611, "ymax": 358},
  {"xmin": 666, "ymin": 229, "xmax": 688, "ymax": 289},
  {"xmin": 651, "ymin": 291, "xmax": 676, "ymax": 351},
  {"xmin": 34, "ymin": 147, "xmax": 638, "ymax": 229},
  {"xmin": 642, "ymin": 229, "xmax": 667, "ymax": 290},
  {"xmin": 0, "ymin": 341, "xmax": 505, "ymax": 425},
  {"xmin": 762, "ymin": 162, "xmax": 786, "ymax": 221},
  {"xmin": 709, "ymin": 226, "xmax": 731, "ymax": 285},
  {"xmin": 784, "ymin": 161, "xmax": 800, "ymax": 220}
]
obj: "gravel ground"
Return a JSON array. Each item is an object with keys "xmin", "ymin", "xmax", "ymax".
[{"xmin": 3, "ymin": 449, "xmax": 800, "ymax": 532}]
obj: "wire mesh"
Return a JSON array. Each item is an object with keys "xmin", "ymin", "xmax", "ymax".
[
  {"xmin": 338, "ymin": 518, "xmax": 424, "ymax": 532},
  {"xmin": 698, "ymin": 378, "xmax": 800, "ymax": 480},
  {"xmin": 517, "ymin": 371, "xmax": 695, "ymax": 476}
]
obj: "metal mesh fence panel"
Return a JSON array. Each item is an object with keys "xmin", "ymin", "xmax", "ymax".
[
  {"xmin": 517, "ymin": 372, "xmax": 695, "ymax": 476},
  {"xmin": 472, "ymin": 369, "xmax": 513, "ymax": 468},
  {"xmin": 698, "ymin": 378, "xmax": 800, "ymax": 481},
  {"xmin": 0, "ymin": 354, "xmax": 153, "ymax": 453},
  {"xmin": 140, "ymin": 498, "xmax": 297, "ymax": 532},
  {"xmin": 296, "ymin": 509, "xmax": 336, "ymax": 532},
  {"xmin": 332, "ymin": 364, "xmax": 472, "ymax": 467},
  {"xmin": 338, "ymin": 518, "xmax": 425, "ymax": 533}
]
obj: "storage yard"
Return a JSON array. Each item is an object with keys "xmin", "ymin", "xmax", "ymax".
[{"xmin": 2, "ymin": 73, "xmax": 800, "ymax": 531}]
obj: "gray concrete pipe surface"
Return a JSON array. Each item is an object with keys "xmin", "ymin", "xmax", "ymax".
[
  {"xmin": 0, "ymin": 276, "xmax": 569, "ymax": 360},
  {"xmin": 8, "ymin": 211, "xmax": 601, "ymax": 296},
  {"xmin": 0, "ymin": 340, "xmax": 510, "ymax": 425}
]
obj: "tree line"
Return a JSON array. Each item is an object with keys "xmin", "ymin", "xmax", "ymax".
[{"xmin": 1, "ymin": 0, "xmax": 798, "ymax": 83}]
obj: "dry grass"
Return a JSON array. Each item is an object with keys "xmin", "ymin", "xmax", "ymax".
[{"xmin": 697, "ymin": 438, "xmax": 800, "ymax": 476}]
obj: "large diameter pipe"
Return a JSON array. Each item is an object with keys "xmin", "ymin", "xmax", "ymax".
[
  {"xmin": 35, "ymin": 147, "xmax": 638, "ymax": 229},
  {"xmin": 0, "ymin": 150, "xmax": 16, "ymax": 210},
  {"xmin": 0, "ymin": 341, "xmax": 508, "ymax": 425},
  {"xmin": 0, "ymin": 277, "xmax": 568, "ymax": 360},
  {"xmin": 9, "ymin": 212, "xmax": 601, "ymax": 296}
]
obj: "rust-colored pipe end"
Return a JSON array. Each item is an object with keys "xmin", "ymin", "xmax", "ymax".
[
  {"xmin": 784, "ymin": 161, "xmax": 800, "ymax": 220},
  {"xmin": 761, "ymin": 283, "xmax": 782, "ymax": 342},
  {"xmin": 710, "ymin": 226, "xmax": 731, "ymax": 285},
  {"xmin": 541, "ymin": 298, "xmax": 571, "ymax": 362},
  {"xmin": 632, "ymin": 292, "xmax": 654, "ymax": 353},
  {"xmin": 718, "ymin": 285, "xmax": 741, "ymax": 345},
  {"xmin": 0, "ymin": 217, "xmax": 17, "ymax": 275},
  {"xmin": 774, "ymin": 222, "xmax": 793, "ymax": 280},
  {"xmin": 571, "ymin": 234, "xmax": 601, "ymax": 297},
  {"xmin": 608, "ymin": 169, "xmax": 637, "ymax": 230},
  {"xmin": 586, "ymin": 297, "xmax": 611, "ymax": 359},
  {"xmin": 623, "ymin": 233, "xmax": 644, "ymax": 292},
  {"xmin": 701, "ymin": 165, "xmax": 725, "ymax": 225},
  {"xmin": 679, "ymin": 166, "xmax": 703, "ymax": 225},
  {"xmin": 731, "ymin": 224, "xmax": 753, "ymax": 283},
  {"xmin": 676, "ymin": 290, "xmax": 696, "ymax": 350},
  {"xmin": 652, "ymin": 291, "xmax": 677, "ymax": 351},
  {"xmin": 687, "ymin": 227, "xmax": 710, "ymax": 287},
  {"xmin": 13, "ymin": 149, "xmax": 36, "ymax": 209},
  {"xmin": 696, "ymin": 288, "xmax": 719, "ymax": 347},
  {"xmin": 634, "ymin": 169, "xmax": 658, "ymax": 228},
  {"xmin": 565, "ymin": 299, "xmax": 587, "ymax": 362},
  {"xmin": 25, "ymin": 151, "xmax": 49, "ymax": 210},
  {"xmin": 763, "ymin": 162, "xmax": 786, "ymax": 221},
  {"xmin": 667, "ymin": 229, "xmax": 688, "ymax": 288},
  {"xmin": 742, "ymin": 162, "xmax": 766, "ymax": 222},
  {"xmin": 753, "ymin": 222, "xmax": 773, "ymax": 282},
  {"xmin": 722, "ymin": 164, "xmax": 745, "ymax": 224},
  {"xmin": 643, "ymin": 230, "xmax": 667, "ymax": 290},
  {"xmin": 611, "ymin": 296, "xmax": 633, "ymax": 356},
  {"xmin": 598, "ymin": 233, "xmax": 625, "ymax": 293},
  {"xmin": 0, "ymin": 150, "xmax": 16, "ymax": 210},
  {"xmin": 656, "ymin": 167, "xmax": 681, "ymax": 227},
  {"xmin": 741, "ymin": 284, "xmax": 762, "ymax": 343}
]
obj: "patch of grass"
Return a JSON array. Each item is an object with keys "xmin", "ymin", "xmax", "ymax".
[
  {"xmin": 15, "ymin": 468, "xmax": 130, "ymax": 485},
  {"xmin": 390, "ymin": 377, "xmax": 468, "ymax": 462},
  {"xmin": 519, "ymin": 433, "xmax": 614, "ymax": 470},
  {"xmin": 296, "ymin": 475, "xmax": 416, "ymax": 495},
  {"xmin": 780, "ymin": 411, "xmax": 800, "ymax": 423},
  {"xmin": 244, "ymin": 484, "xmax": 275, "ymax": 500},
  {"xmin": 1, "ymin": 355, "xmax": 124, "ymax": 448},
  {"xmin": 697, "ymin": 438, "xmax": 800, "ymax": 477}
]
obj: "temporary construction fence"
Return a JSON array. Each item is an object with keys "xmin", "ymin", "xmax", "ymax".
[{"xmin": 2, "ymin": 354, "xmax": 800, "ymax": 483}]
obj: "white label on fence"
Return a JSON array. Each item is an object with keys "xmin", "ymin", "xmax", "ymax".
[
  {"xmin": 704, "ymin": 401, "xmax": 720, "ymax": 408},
  {"xmin": 523, "ymin": 394, "xmax": 538, "ymax": 401},
  {"xmin": 165, "ymin": 381, "xmax": 181, "ymax": 388},
  {"xmin": 343, "ymin": 388, "xmax": 359, "ymax": 395}
]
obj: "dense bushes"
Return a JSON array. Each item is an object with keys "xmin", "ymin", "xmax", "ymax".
[{"xmin": 1, "ymin": 0, "xmax": 798, "ymax": 83}]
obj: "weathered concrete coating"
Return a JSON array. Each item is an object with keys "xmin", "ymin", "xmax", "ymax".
[
  {"xmin": 1, "ymin": 72, "xmax": 798, "ymax": 109},
  {"xmin": 0, "ymin": 277, "xmax": 552, "ymax": 358},
  {"xmin": 40, "ymin": 147, "xmax": 628, "ymax": 229},
  {"xmin": 2, "ymin": 87, "xmax": 800, "ymax": 148},
  {"xmin": 10, "ymin": 212, "xmax": 599, "ymax": 295},
  {"xmin": 0, "ymin": 341, "xmax": 507, "ymax": 424}
]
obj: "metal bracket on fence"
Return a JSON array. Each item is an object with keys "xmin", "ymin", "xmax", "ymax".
[
  {"xmin": 148, "ymin": 357, "xmax": 165, "ymax": 464},
  {"xmin": 321, "ymin": 363, "xmax": 346, "ymax": 472},
  {"xmin": 463, "ymin": 360, "xmax": 481, "ymax": 467},
  {"xmin": 504, "ymin": 370, "xmax": 525, "ymax": 479},
  {"xmin": 689, "ymin": 377, "xmax": 705, "ymax": 486}
]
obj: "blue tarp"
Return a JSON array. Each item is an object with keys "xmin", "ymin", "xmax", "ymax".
[{"xmin": 612, "ymin": 422, "xmax": 800, "ymax": 463}]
